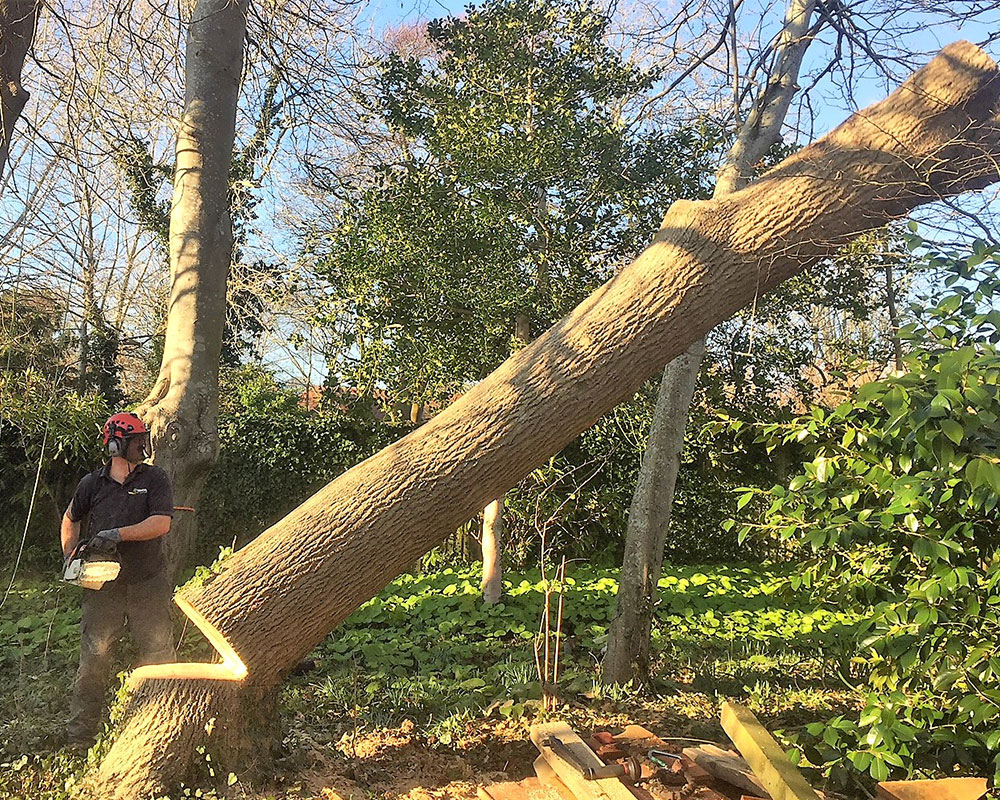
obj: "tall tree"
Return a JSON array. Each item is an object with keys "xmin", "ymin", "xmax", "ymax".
[
  {"xmin": 316, "ymin": 0, "xmax": 713, "ymax": 404},
  {"xmin": 0, "ymin": 0, "xmax": 39, "ymax": 180},
  {"xmin": 602, "ymin": 0, "xmax": 817, "ymax": 685},
  {"xmin": 90, "ymin": 43, "xmax": 1000, "ymax": 797},
  {"xmin": 136, "ymin": 0, "xmax": 248, "ymax": 578},
  {"xmin": 313, "ymin": 0, "xmax": 716, "ymax": 598}
]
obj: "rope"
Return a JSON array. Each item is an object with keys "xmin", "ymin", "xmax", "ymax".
[{"xmin": 0, "ymin": 420, "xmax": 49, "ymax": 609}]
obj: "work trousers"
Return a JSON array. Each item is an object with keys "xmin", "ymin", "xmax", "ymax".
[{"xmin": 66, "ymin": 570, "xmax": 175, "ymax": 742}]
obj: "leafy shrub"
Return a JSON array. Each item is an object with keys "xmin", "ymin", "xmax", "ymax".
[
  {"xmin": 195, "ymin": 367, "xmax": 395, "ymax": 562},
  {"xmin": 734, "ymin": 239, "xmax": 1000, "ymax": 785},
  {"xmin": 0, "ymin": 368, "xmax": 109, "ymax": 565}
]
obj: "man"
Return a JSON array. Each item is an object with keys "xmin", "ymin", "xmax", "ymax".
[{"xmin": 61, "ymin": 411, "xmax": 176, "ymax": 747}]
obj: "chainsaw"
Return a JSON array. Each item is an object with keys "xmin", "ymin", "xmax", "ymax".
[{"xmin": 62, "ymin": 539, "xmax": 121, "ymax": 590}]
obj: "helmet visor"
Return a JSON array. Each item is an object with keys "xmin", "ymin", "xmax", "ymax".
[{"xmin": 124, "ymin": 431, "xmax": 151, "ymax": 461}]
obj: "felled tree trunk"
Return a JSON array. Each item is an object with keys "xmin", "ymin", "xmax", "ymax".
[
  {"xmin": 136, "ymin": 0, "xmax": 248, "ymax": 580},
  {"xmin": 0, "ymin": 0, "xmax": 40, "ymax": 179},
  {"xmin": 603, "ymin": 0, "xmax": 817, "ymax": 686},
  {"xmin": 90, "ymin": 42, "xmax": 1000, "ymax": 799}
]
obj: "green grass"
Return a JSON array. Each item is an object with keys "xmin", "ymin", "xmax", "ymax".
[{"xmin": 0, "ymin": 563, "xmax": 865, "ymax": 799}]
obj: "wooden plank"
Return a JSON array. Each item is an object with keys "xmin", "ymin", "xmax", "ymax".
[
  {"xmin": 479, "ymin": 777, "xmax": 570, "ymax": 800},
  {"xmin": 876, "ymin": 778, "xmax": 987, "ymax": 800},
  {"xmin": 535, "ymin": 756, "xmax": 580, "ymax": 800},
  {"xmin": 682, "ymin": 744, "xmax": 770, "ymax": 797},
  {"xmin": 531, "ymin": 722, "xmax": 639, "ymax": 800},
  {"xmin": 720, "ymin": 702, "xmax": 821, "ymax": 800}
]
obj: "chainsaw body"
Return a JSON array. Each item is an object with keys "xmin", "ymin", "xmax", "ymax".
[{"xmin": 63, "ymin": 540, "xmax": 121, "ymax": 590}]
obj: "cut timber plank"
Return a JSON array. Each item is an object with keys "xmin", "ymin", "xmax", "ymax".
[
  {"xmin": 683, "ymin": 745, "xmax": 770, "ymax": 797},
  {"xmin": 535, "ymin": 756, "xmax": 579, "ymax": 800},
  {"xmin": 720, "ymin": 702, "xmax": 821, "ymax": 800},
  {"xmin": 479, "ymin": 777, "xmax": 568, "ymax": 800},
  {"xmin": 876, "ymin": 778, "xmax": 987, "ymax": 800},
  {"xmin": 538, "ymin": 755, "xmax": 657, "ymax": 800},
  {"xmin": 531, "ymin": 722, "xmax": 638, "ymax": 800}
]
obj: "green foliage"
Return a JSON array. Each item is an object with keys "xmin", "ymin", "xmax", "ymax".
[
  {"xmin": 734, "ymin": 239, "xmax": 1000, "ymax": 785},
  {"xmin": 112, "ymin": 135, "xmax": 172, "ymax": 254},
  {"xmin": 0, "ymin": 291, "xmax": 112, "ymax": 563},
  {"xmin": 298, "ymin": 562, "xmax": 857, "ymax": 731},
  {"xmin": 311, "ymin": 0, "xmax": 719, "ymax": 408},
  {"xmin": 0, "ymin": 582, "xmax": 85, "ymax": 800},
  {"xmin": 3, "ymin": 564, "xmax": 861, "ymax": 794},
  {"xmin": 195, "ymin": 366, "xmax": 395, "ymax": 562}
]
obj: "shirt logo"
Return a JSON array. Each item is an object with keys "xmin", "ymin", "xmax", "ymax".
[{"xmin": 128, "ymin": 488, "xmax": 148, "ymax": 495}]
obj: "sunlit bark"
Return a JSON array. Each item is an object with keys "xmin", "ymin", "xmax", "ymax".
[{"xmin": 90, "ymin": 42, "xmax": 1000, "ymax": 799}]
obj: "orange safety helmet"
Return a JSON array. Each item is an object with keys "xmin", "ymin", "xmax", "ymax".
[{"xmin": 102, "ymin": 412, "xmax": 149, "ymax": 459}]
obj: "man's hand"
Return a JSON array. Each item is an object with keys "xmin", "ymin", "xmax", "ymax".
[{"xmin": 89, "ymin": 528, "xmax": 122, "ymax": 555}]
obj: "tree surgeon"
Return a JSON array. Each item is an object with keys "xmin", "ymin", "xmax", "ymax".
[{"xmin": 61, "ymin": 412, "xmax": 176, "ymax": 747}]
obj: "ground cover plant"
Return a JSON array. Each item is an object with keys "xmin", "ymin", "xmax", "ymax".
[{"xmin": 1, "ymin": 562, "xmax": 863, "ymax": 799}]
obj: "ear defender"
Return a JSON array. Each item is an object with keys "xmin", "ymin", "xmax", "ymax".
[{"xmin": 106, "ymin": 423, "xmax": 126, "ymax": 458}]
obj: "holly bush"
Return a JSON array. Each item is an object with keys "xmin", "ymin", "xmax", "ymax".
[{"xmin": 733, "ymin": 238, "xmax": 1000, "ymax": 785}]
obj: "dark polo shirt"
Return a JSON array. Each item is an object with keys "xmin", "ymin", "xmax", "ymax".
[{"xmin": 66, "ymin": 462, "xmax": 174, "ymax": 585}]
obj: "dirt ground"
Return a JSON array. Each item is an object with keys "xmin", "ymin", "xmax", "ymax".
[{"xmin": 259, "ymin": 703, "xmax": 733, "ymax": 800}]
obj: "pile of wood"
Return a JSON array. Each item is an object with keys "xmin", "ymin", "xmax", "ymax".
[{"xmin": 478, "ymin": 704, "xmax": 987, "ymax": 800}]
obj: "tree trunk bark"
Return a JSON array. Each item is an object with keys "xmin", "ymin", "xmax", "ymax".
[
  {"xmin": 481, "ymin": 497, "xmax": 504, "ymax": 605},
  {"xmin": 0, "ymin": 0, "xmax": 38, "ymax": 181},
  {"xmin": 885, "ymin": 260, "xmax": 904, "ymax": 371},
  {"xmin": 602, "ymin": 338, "xmax": 704, "ymax": 683},
  {"xmin": 90, "ymin": 42, "xmax": 1000, "ymax": 799},
  {"xmin": 136, "ymin": 0, "xmax": 248, "ymax": 581},
  {"xmin": 602, "ymin": 0, "xmax": 817, "ymax": 686}
]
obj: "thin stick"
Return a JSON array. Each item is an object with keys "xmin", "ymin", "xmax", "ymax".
[{"xmin": 551, "ymin": 557, "xmax": 567, "ymax": 711}]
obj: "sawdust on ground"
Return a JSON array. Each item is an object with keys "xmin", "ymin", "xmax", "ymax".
[{"xmin": 249, "ymin": 698, "xmax": 766, "ymax": 800}]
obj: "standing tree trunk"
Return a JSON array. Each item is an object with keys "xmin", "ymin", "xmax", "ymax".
[
  {"xmin": 479, "ymin": 185, "xmax": 547, "ymax": 606},
  {"xmin": 601, "ymin": 338, "xmax": 704, "ymax": 683},
  {"xmin": 885, "ymin": 260, "xmax": 904, "ymax": 371},
  {"xmin": 602, "ymin": 0, "xmax": 817, "ymax": 686},
  {"xmin": 0, "ymin": 0, "xmax": 40, "ymax": 180},
  {"xmin": 137, "ymin": 0, "xmax": 248, "ymax": 580},
  {"xmin": 478, "ymin": 311, "xmax": 531, "ymax": 605},
  {"xmin": 481, "ymin": 496, "xmax": 504, "ymax": 605},
  {"xmin": 89, "ymin": 42, "xmax": 1000, "ymax": 799},
  {"xmin": 76, "ymin": 171, "xmax": 99, "ymax": 394}
]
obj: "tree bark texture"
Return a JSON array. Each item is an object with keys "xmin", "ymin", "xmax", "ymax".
[
  {"xmin": 602, "ymin": 0, "xmax": 817, "ymax": 685},
  {"xmin": 481, "ymin": 497, "xmax": 504, "ymax": 605},
  {"xmin": 601, "ymin": 338, "xmax": 704, "ymax": 683},
  {"xmin": 92, "ymin": 42, "xmax": 1000, "ymax": 799},
  {"xmin": 0, "ymin": 0, "xmax": 39, "ymax": 180},
  {"xmin": 137, "ymin": 0, "xmax": 248, "ymax": 580}
]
